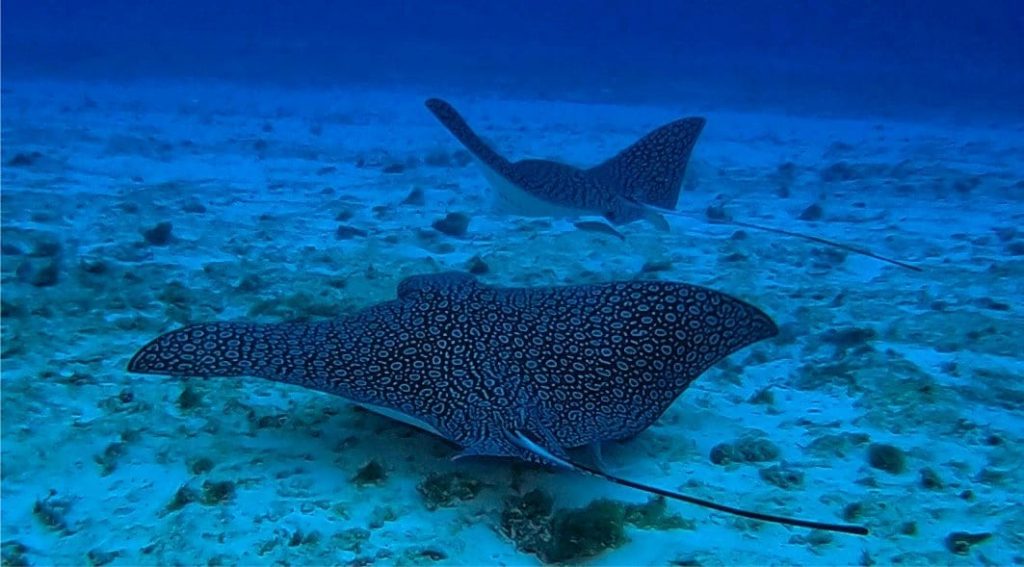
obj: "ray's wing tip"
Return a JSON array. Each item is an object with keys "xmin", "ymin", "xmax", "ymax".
[
  {"xmin": 126, "ymin": 345, "xmax": 153, "ymax": 374},
  {"xmin": 425, "ymin": 97, "xmax": 452, "ymax": 113},
  {"xmin": 670, "ymin": 115, "xmax": 706, "ymax": 132},
  {"xmin": 126, "ymin": 333, "xmax": 168, "ymax": 374},
  {"xmin": 748, "ymin": 304, "xmax": 780, "ymax": 342}
]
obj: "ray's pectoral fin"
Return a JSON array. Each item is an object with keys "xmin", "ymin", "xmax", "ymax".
[
  {"xmin": 425, "ymin": 98, "xmax": 512, "ymax": 175},
  {"xmin": 590, "ymin": 116, "xmax": 706, "ymax": 210}
]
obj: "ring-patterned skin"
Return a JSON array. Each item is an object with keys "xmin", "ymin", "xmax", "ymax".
[{"xmin": 128, "ymin": 272, "xmax": 776, "ymax": 465}]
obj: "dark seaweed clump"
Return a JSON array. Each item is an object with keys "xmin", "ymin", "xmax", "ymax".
[
  {"xmin": 867, "ymin": 443, "xmax": 906, "ymax": 474},
  {"xmin": 416, "ymin": 472, "xmax": 483, "ymax": 510},
  {"xmin": 945, "ymin": 531, "xmax": 991, "ymax": 555},
  {"xmin": 352, "ymin": 459, "xmax": 388, "ymax": 487},
  {"xmin": 710, "ymin": 436, "xmax": 780, "ymax": 465},
  {"xmin": 142, "ymin": 221, "xmax": 174, "ymax": 245},
  {"xmin": 500, "ymin": 491, "xmax": 691, "ymax": 564},
  {"xmin": 432, "ymin": 212, "xmax": 471, "ymax": 237}
]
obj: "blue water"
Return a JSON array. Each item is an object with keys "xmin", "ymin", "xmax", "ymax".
[
  {"xmin": 2, "ymin": 2, "xmax": 1023, "ymax": 565},
  {"xmin": 5, "ymin": 1, "xmax": 1023, "ymax": 117}
]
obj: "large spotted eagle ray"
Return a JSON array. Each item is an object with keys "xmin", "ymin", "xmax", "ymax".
[
  {"xmin": 425, "ymin": 98, "xmax": 920, "ymax": 272},
  {"xmin": 129, "ymin": 272, "xmax": 867, "ymax": 535}
]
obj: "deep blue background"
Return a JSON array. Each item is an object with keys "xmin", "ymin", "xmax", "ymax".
[{"xmin": 3, "ymin": 0, "xmax": 1022, "ymax": 118}]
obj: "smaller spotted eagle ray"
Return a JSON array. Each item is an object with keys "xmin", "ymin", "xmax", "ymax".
[
  {"xmin": 129, "ymin": 272, "xmax": 867, "ymax": 535},
  {"xmin": 426, "ymin": 98, "xmax": 920, "ymax": 272}
]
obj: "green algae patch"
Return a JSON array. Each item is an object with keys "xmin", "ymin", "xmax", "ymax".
[
  {"xmin": 546, "ymin": 500, "xmax": 628, "ymax": 564},
  {"xmin": 945, "ymin": 531, "xmax": 992, "ymax": 555},
  {"xmin": 201, "ymin": 480, "xmax": 236, "ymax": 505},
  {"xmin": 332, "ymin": 528, "xmax": 371, "ymax": 553},
  {"xmin": 710, "ymin": 436, "xmax": 780, "ymax": 465},
  {"xmin": 867, "ymin": 443, "xmax": 907, "ymax": 474},
  {"xmin": 352, "ymin": 459, "xmax": 388, "ymax": 487},
  {"xmin": 624, "ymin": 497, "xmax": 695, "ymax": 530},
  {"xmin": 166, "ymin": 485, "xmax": 199, "ymax": 513},
  {"xmin": 416, "ymin": 472, "xmax": 484, "ymax": 510},
  {"xmin": 759, "ymin": 464, "xmax": 805, "ymax": 489},
  {"xmin": 500, "ymin": 491, "xmax": 692, "ymax": 564}
]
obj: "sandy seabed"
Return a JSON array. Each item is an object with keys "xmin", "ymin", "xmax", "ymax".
[{"xmin": 2, "ymin": 80, "xmax": 1022, "ymax": 565}]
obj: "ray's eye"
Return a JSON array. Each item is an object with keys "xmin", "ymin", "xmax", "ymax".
[{"xmin": 603, "ymin": 210, "xmax": 618, "ymax": 222}]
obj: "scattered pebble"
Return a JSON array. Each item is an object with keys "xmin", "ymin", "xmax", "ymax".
[
  {"xmin": 352, "ymin": 460, "xmax": 388, "ymax": 487},
  {"xmin": 710, "ymin": 436, "xmax": 780, "ymax": 465},
  {"xmin": 641, "ymin": 260, "xmax": 672, "ymax": 273},
  {"xmin": 143, "ymin": 221, "xmax": 174, "ymax": 246},
  {"xmin": 423, "ymin": 149, "xmax": 455, "ymax": 167},
  {"xmin": 992, "ymin": 226, "xmax": 1017, "ymax": 242},
  {"xmin": 189, "ymin": 457, "xmax": 216, "ymax": 475},
  {"xmin": 820, "ymin": 161, "xmax": 859, "ymax": 182},
  {"xmin": 919, "ymin": 467, "xmax": 943, "ymax": 490},
  {"xmin": 332, "ymin": 528, "xmax": 370, "ymax": 553},
  {"xmin": 705, "ymin": 201, "xmax": 730, "ymax": 222},
  {"xmin": 798, "ymin": 203, "xmax": 824, "ymax": 221},
  {"xmin": 842, "ymin": 502, "xmax": 863, "ymax": 522},
  {"xmin": 368, "ymin": 505, "xmax": 397, "ymax": 529},
  {"xmin": 1, "ymin": 242, "xmax": 23, "ymax": 255},
  {"xmin": 773, "ymin": 161, "xmax": 798, "ymax": 196},
  {"xmin": 867, "ymin": 443, "xmax": 906, "ymax": 474},
  {"xmin": 973, "ymin": 297, "xmax": 1010, "ymax": 311},
  {"xmin": 405, "ymin": 548, "xmax": 448, "ymax": 562},
  {"xmin": 87, "ymin": 548, "xmax": 121, "ymax": 566},
  {"xmin": 416, "ymin": 472, "xmax": 483, "ymax": 510},
  {"xmin": 789, "ymin": 530, "xmax": 833, "ymax": 547},
  {"xmin": 431, "ymin": 212, "xmax": 471, "ymax": 237},
  {"xmin": 166, "ymin": 485, "xmax": 198, "ymax": 513},
  {"xmin": 29, "ymin": 238, "xmax": 62, "ymax": 258},
  {"xmin": 7, "ymin": 151, "xmax": 43, "ymax": 167},
  {"xmin": 821, "ymin": 326, "xmax": 876, "ymax": 349},
  {"xmin": 336, "ymin": 225, "xmax": 369, "ymax": 240},
  {"xmin": 748, "ymin": 386, "xmax": 774, "ymax": 405},
  {"xmin": 759, "ymin": 464, "xmax": 804, "ymax": 489},
  {"xmin": 181, "ymin": 200, "xmax": 207, "ymax": 214},
  {"xmin": 30, "ymin": 261, "xmax": 60, "ymax": 287},
  {"xmin": 94, "ymin": 442, "xmax": 125, "ymax": 476},
  {"xmin": 200, "ymin": 480, "xmax": 236, "ymax": 505},
  {"xmin": 952, "ymin": 176, "xmax": 982, "ymax": 194},
  {"xmin": 33, "ymin": 492, "xmax": 72, "ymax": 533},
  {"xmin": 1, "ymin": 541, "xmax": 29, "ymax": 566},
  {"xmin": 898, "ymin": 521, "xmax": 917, "ymax": 536},
  {"xmin": 177, "ymin": 385, "xmax": 203, "ymax": 410},
  {"xmin": 945, "ymin": 531, "xmax": 991, "ymax": 555},
  {"xmin": 401, "ymin": 187, "xmax": 426, "ymax": 206},
  {"xmin": 466, "ymin": 255, "xmax": 489, "ymax": 275}
]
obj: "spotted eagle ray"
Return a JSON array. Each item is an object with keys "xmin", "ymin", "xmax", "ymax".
[
  {"xmin": 426, "ymin": 98, "xmax": 921, "ymax": 272},
  {"xmin": 129, "ymin": 272, "xmax": 867, "ymax": 535}
]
